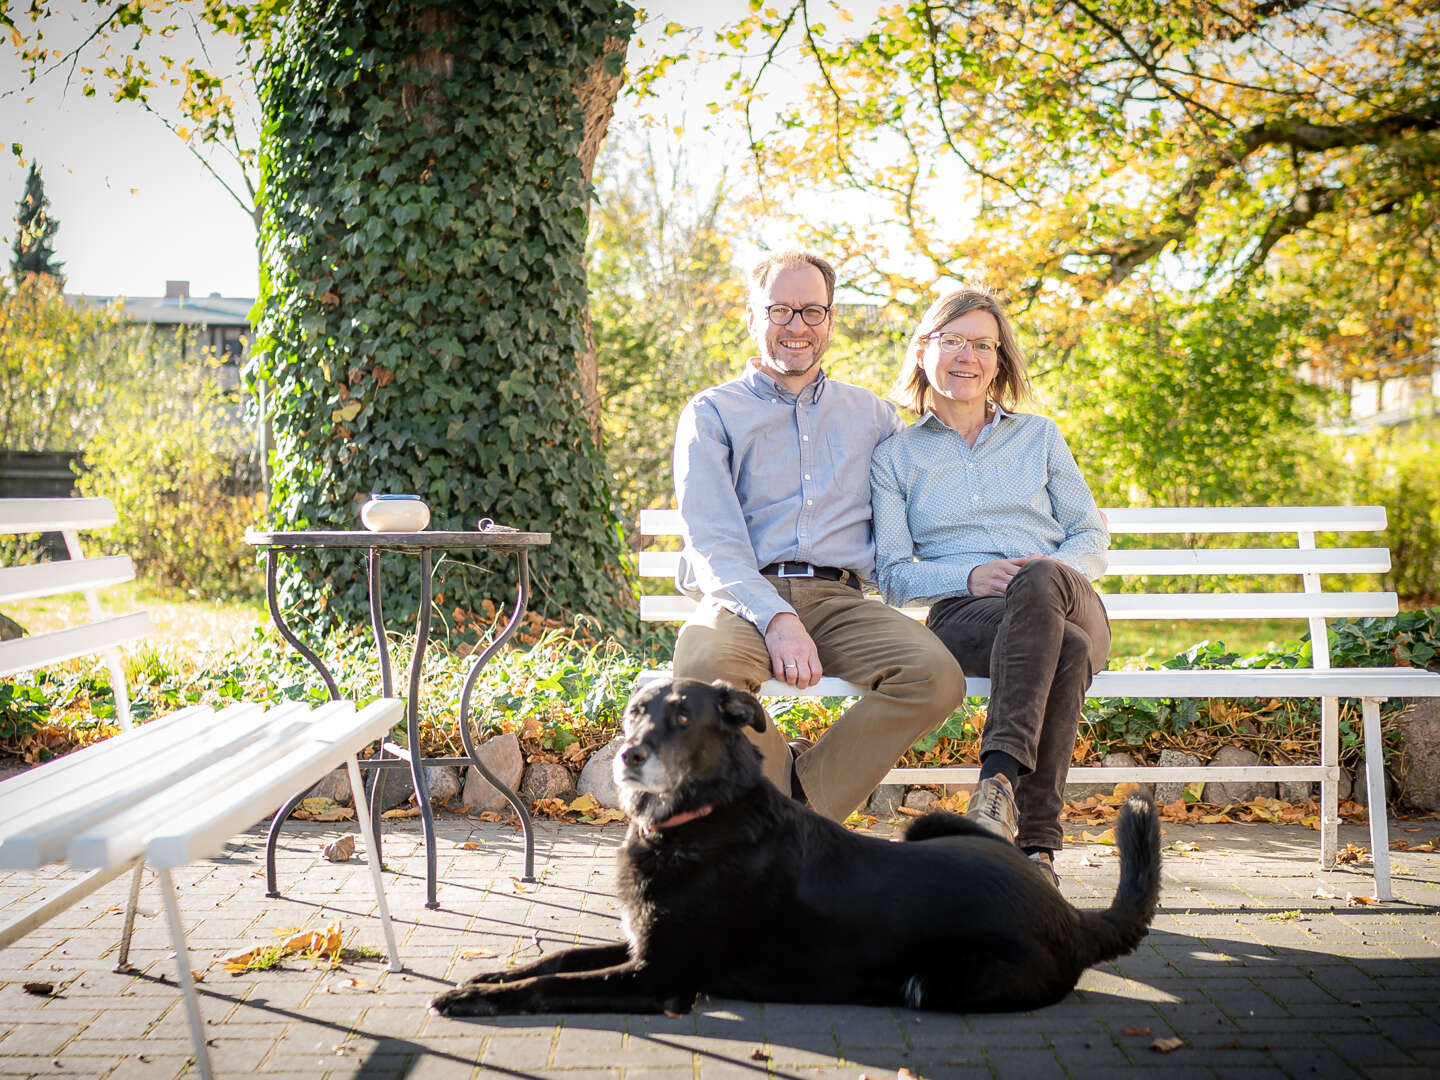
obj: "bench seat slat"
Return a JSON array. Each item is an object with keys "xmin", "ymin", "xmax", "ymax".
[
  {"xmin": 636, "ymin": 547, "xmax": 1393, "ymax": 579},
  {"xmin": 0, "ymin": 497, "xmax": 117, "ymax": 535},
  {"xmin": 0, "ymin": 555, "xmax": 137, "ymax": 604},
  {"xmin": 0, "ymin": 612, "xmax": 154, "ymax": 678},
  {"xmin": 143, "ymin": 699, "xmax": 405, "ymax": 868},
  {"xmin": 0, "ymin": 703, "xmax": 303, "ymax": 867},
  {"xmin": 637, "ymin": 667, "xmax": 1440, "ymax": 701}
]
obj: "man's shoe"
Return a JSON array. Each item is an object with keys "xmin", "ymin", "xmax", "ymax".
[
  {"xmin": 1028, "ymin": 848, "xmax": 1059, "ymax": 888},
  {"xmin": 787, "ymin": 739, "xmax": 813, "ymax": 801},
  {"xmin": 965, "ymin": 774, "xmax": 1019, "ymax": 845}
]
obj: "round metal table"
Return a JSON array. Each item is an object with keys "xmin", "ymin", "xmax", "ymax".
[{"xmin": 245, "ymin": 526, "xmax": 551, "ymax": 908}]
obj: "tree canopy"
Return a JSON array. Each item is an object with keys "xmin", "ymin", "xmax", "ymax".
[{"xmin": 664, "ymin": 0, "xmax": 1438, "ymax": 381}]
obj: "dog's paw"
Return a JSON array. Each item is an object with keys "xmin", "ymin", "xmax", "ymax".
[{"xmin": 429, "ymin": 985, "xmax": 500, "ymax": 1018}]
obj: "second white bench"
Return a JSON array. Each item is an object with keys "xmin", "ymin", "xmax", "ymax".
[{"xmin": 637, "ymin": 505, "xmax": 1440, "ymax": 900}]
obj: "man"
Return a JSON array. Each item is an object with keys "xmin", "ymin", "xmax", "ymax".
[{"xmin": 670, "ymin": 251, "xmax": 967, "ymax": 821}]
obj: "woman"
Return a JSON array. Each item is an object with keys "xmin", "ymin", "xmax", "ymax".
[{"xmin": 870, "ymin": 286, "xmax": 1109, "ymax": 887}]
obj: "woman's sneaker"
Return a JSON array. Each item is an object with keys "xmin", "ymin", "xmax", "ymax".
[
  {"xmin": 964, "ymin": 774, "xmax": 1018, "ymax": 845},
  {"xmin": 1027, "ymin": 848, "xmax": 1059, "ymax": 888}
]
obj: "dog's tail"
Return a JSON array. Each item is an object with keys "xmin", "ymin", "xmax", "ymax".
[{"xmin": 1077, "ymin": 794, "xmax": 1162, "ymax": 965}]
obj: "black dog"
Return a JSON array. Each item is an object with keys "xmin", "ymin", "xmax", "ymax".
[{"xmin": 431, "ymin": 678, "xmax": 1161, "ymax": 1017}]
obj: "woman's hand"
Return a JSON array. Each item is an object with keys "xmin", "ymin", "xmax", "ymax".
[{"xmin": 967, "ymin": 557, "xmax": 1032, "ymax": 597}]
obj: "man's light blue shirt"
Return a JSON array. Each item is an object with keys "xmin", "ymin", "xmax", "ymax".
[
  {"xmin": 674, "ymin": 362, "xmax": 903, "ymax": 632},
  {"xmin": 870, "ymin": 407, "xmax": 1109, "ymax": 606}
]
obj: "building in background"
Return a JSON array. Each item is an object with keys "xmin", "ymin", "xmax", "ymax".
[{"xmin": 71, "ymin": 279, "xmax": 253, "ymax": 386}]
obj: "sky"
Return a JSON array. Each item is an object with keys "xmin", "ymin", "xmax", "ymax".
[{"xmin": 0, "ymin": 3, "xmax": 841, "ymax": 302}]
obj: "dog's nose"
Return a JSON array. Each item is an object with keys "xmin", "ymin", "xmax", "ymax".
[{"xmin": 620, "ymin": 745, "xmax": 648, "ymax": 768}]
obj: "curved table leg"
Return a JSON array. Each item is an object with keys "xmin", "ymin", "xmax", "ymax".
[
  {"xmin": 263, "ymin": 549, "xmax": 341, "ymax": 897},
  {"xmin": 366, "ymin": 549, "xmax": 392, "ymax": 864},
  {"xmin": 458, "ymin": 552, "xmax": 536, "ymax": 881},
  {"xmin": 410, "ymin": 549, "xmax": 440, "ymax": 908}
]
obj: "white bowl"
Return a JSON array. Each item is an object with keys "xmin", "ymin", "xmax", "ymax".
[{"xmin": 361, "ymin": 496, "xmax": 430, "ymax": 532}]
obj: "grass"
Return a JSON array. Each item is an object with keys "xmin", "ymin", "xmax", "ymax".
[
  {"xmin": 5, "ymin": 579, "xmax": 266, "ymax": 659},
  {"xmin": 1108, "ymin": 618, "xmax": 1310, "ymax": 666}
]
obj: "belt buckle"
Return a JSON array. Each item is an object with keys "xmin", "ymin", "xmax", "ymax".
[{"xmin": 775, "ymin": 562, "xmax": 814, "ymax": 578}]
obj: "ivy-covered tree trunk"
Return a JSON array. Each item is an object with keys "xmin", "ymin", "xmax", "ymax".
[{"xmin": 252, "ymin": 0, "xmax": 636, "ymax": 635}]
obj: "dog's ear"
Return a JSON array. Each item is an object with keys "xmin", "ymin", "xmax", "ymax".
[{"xmin": 710, "ymin": 681, "xmax": 766, "ymax": 733}]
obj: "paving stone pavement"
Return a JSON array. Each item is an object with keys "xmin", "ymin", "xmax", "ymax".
[{"xmin": 1, "ymin": 813, "xmax": 1438, "ymax": 1079}]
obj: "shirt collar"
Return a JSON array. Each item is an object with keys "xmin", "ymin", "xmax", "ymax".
[
  {"xmin": 915, "ymin": 402, "xmax": 1011, "ymax": 434},
  {"xmin": 743, "ymin": 360, "xmax": 828, "ymax": 404}
]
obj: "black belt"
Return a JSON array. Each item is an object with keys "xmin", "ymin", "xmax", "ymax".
[{"xmin": 761, "ymin": 562, "xmax": 860, "ymax": 589}]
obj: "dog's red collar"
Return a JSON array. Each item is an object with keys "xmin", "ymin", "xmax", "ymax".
[{"xmin": 641, "ymin": 804, "xmax": 713, "ymax": 838}]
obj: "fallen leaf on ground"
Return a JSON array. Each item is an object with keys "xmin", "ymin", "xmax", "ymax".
[
  {"xmin": 1345, "ymin": 893, "xmax": 1377, "ymax": 906},
  {"xmin": 381, "ymin": 806, "xmax": 422, "ymax": 819},
  {"xmin": 749, "ymin": 1049, "xmax": 769, "ymax": 1061},
  {"xmin": 1122, "ymin": 1026, "xmax": 1151, "ymax": 1036},
  {"xmin": 22, "ymin": 982, "xmax": 54, "ymax": 995},
  {"xmin": 224, "ymin": 920, "xmax": 346, "ymax": 973},
  {"xmin": 1313, "ymin": 887, "xmax": 1336, "ymax": 900},
  {"xmin": 898, "ymin": 1068, "xmax": 919, "ymax": 1080},
  {"xmin": 1081, "ymin": 828, "xmax": 1117, "ymax": 845},
  {"xmin": 1335, "ymin": 844, "xmax": 1371, "ymax": 866},
  {"xmin": 322, "ymin": 835, "xmax": 356, "ymax": 862},
  {"xmin": 460, "ymin": 948, "xmax": 497, "ymax": 959},
  {"xmin": 1152, "ymin": 1036, "xmax": 1185, "ymax": 1053},
  {"xmin": 455, "ymin": 841, "xmax": 482, "ymax": 850}
]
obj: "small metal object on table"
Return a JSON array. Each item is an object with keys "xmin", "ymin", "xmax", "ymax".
[{"xmin": 244, "ymin": 525, "xmax": 551, "ymax": 909}]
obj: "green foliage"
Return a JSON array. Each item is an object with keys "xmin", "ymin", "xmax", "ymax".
[
  {"xmin": 74, "ymin": 342, "xmax": 263, "ymax": 600},
  {"xmin": 0, "ymin": 274, "xmax": 135, "ymax": 451},
  {"xmin": 589, "ymin": 128, "xmax": 751, "ymax": 533},
  {"xmin": 1330, "ymin": 425, "xmax": 1440, "ymax": 604},
  {"xmin": 0, "ymin": 681, "xmax": 49, "ymax": 745},
  {"xmin": 251, "ymin": 0, "xmax": 638, "ymax": 634},
  {"xmin": 1049, "ymin": 291, "xmax": 1332, "ymax": 508},
  {"xmin": 1328, "ymin": 609, "xmax": 1440, "ymax": 671},
  {"xmin": 10, "ymin": 163, "xmax": 63, "ymax": 281}
]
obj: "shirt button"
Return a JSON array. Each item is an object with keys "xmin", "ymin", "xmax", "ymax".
[
  {"xmin": 804, "ymin": 474, "xmax": 811, "ymax": 480},
  {"xmin": 806, "ymin": 499, "xmax": 813, "ymax": 506},
  {"xmin": 802, "ymin": 435, "xmax": 810, "ymax": 441}
]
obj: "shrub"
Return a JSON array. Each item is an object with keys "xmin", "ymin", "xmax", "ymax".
[{"xmin": 75, "ymin": 347, "xmax": 264, "ymax": 599}]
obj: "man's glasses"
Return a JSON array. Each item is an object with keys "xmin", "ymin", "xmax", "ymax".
[
  {"xmin": 926, "ymin": 332, "xmax": 999, "ymax": 359},
  {"xmin": 763, "ymin": 303, "xmax": 831, "ymax": 326}
]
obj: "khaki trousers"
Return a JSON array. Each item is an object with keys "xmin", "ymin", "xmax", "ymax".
[{"xmin": 672, "ymin": 577, "xmax": 966, "ymax": 821}]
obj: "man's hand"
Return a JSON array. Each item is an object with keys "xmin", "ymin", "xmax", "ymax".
[
  {"xmin": 764, "ymin": 612, "xmax": 822, "ymax": 688},
  {"xmin": 967, "ymin": 558, "xmax": 1031, "ymax": 598}
]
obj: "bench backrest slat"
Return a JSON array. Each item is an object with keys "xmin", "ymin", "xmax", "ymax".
[
  {"xmin": 0, "ymin": 612, "xmax": 154, "ymax": 679},
  {"xmin": 0, "ymin": 498, "xmax": 118, "ymax": 535},
  {"xmin": 1, "ymin": 496, "xmax": 142, "ymax": 730},
  {"xmin": 0, "ymin": 555, "xmax": 137, "ymax": 604},
  {"xmin": 638, "ymin": 505, "xmax": 1389, "ymax": 537},
  {"xmin": 637, "ymin": 546, "xmax": 1393, "ymax": 580}
]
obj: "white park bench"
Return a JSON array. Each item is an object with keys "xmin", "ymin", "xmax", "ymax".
[
  {"xmin": 0, "ymin": 497, "xmax": 404, "ymax": 1080},
  {"xmin": 638, "ymin": 505, "xmax": 1440, "ymax": 901}
]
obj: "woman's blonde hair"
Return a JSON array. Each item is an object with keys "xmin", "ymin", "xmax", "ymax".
[{"xmin": 889, "ymin": 286, "xmax": 1030, "ymax": 416}]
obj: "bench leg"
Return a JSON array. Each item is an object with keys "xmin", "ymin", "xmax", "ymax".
[
  {"xmin": 157, "ymin": 866, "xmax": 215, "ymax": 1080},
  {"xmin": 1320, "ymin": 696, "xmax": 1339, "ymax": 868},
  {"xmin": 1362, "ymin": 696, "xmax": 1393, "ymax": 901},
  {"xmin": 115, "ymin": 861, "xmax": 146, "ymax": 971},
  {"xmin": 347, "ymin": 755, "xmax": 403, "ymax": 972}
]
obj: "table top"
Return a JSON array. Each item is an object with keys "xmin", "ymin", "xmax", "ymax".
[{"xmin": 245, "ymin": 528, "xmax": 551, "ymax": 551}]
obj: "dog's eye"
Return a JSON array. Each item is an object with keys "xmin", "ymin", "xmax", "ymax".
[{"xmin": 673, "ymin": 708, "xmax": 689, "ymax": 728}]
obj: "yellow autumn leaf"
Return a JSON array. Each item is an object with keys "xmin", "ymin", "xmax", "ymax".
[
  {"xmin": 332, "ymin": 400, "xmax": 362, "ymax": 423},
  {"xmin": 567, "ymin": 793, "xmax": 601, "ymax": 815}
]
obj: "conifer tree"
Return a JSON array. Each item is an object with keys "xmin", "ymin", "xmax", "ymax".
[{"xmin": 11, "ymin": 164, "xmax": 64, "ymax": 282}]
